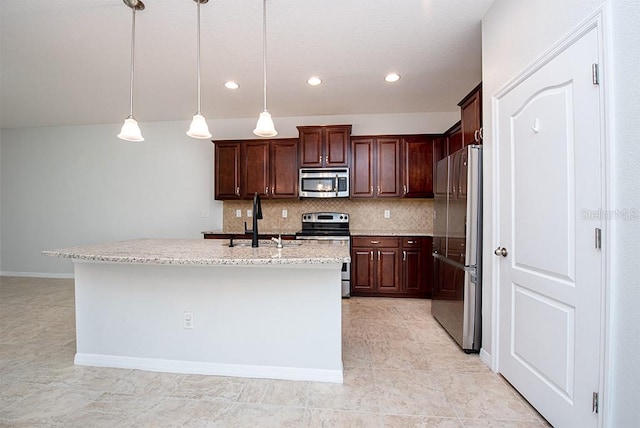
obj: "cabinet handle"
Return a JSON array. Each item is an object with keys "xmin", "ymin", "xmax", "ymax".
[
  {"xmin": 479, "ymin": 127, "xmax": 484, "ymax": 140},
  {"xmin": 407, "ymin": 240, "xmax": 416, "ymax": 244},
  {"xmin": 325, "ymin": 155, "xmax": 328, "ymax": 164},
  {"xmin": 370, "ymin": 251, "xmax": 374, "ymax": 261},
  {"xmin": 403, "ymin": 184, "xmax": 407, "ymax": 195},
  {"xmin": 377, "ymin": 185, "xmax": 381, "ymax": 194},
  {"xmin": 236, "ymin": 187, "xmax": 240, "ymax": 196},
  {"xmin": 370, "ymin": 240, "xmax": 380, "ymax": 244},
  {"xmin": 370, "ymin": 185, "xmax": 374, "ymax": 195},
  {"xmin": 377, "ymin": 251, "xmax": 381, "ymax": 261},
  {"xmin": 474, "ymin": 129, "xmax": 480, "ymax": 142},
  {"xmin": 319, "ymin": 156, "xmax": 322, "ymax": 164},
  {"xmin": 265, "ymin": 186, "xmax": 269, "ymax": 195},
  {"xmin": 403, "ymin": 250, "xmax": 406, "ymax": 261}
]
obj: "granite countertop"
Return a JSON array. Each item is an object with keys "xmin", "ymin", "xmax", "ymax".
[
  {"xmin": 43, "ymin": 238, "xmax": 350, "ymax": 266},
  {"xmin": 350, "ymin": 230, "xmax": 433, "ymax": 237}
]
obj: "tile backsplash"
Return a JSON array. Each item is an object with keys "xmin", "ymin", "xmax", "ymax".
[{"xmin": 222, "ymin": 198, "xmax": 433, "ymax": 235}]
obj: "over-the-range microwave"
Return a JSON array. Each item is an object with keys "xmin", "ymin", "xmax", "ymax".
[{"xmin": 299, "ymin": 168, "xmax": 349, "ymax": 198}]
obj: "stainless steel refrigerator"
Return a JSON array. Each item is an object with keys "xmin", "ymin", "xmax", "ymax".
[{"xmin": 432, "ymin": 145, "xmax": 482, "ymax": 353}]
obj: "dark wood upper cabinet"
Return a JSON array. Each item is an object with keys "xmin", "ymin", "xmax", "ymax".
[
  {"xmin": 297, "ymin": 125, "xmax": 351, "ymax": 167},
  {"xmin": 213, "ymin": 138, "xmax": 298, "ymax": 200},
  {"xmin": 402, "ymin": 135, "xmax": 434, "ymax": 198},
  {"xmin": 270, "ymin": 139, "xmax": 299, "ymax": 199},
  {"xmin": 214, "ymin": 142, "xmax": 241, "ymax": 200},
  {"xmin": 459, "ymin": 83, "xmax": 482, "ymax": 146},
  {"xmin": 350, "ymin": 137, "xmax": 401, "ymax": 198},
  {"xmin": 350, "ymin": 137, "xmax": 375, "ymax": 197},
  {"xmin": 377, "ymin": 138, "xmax": 402, "ymax": 197},
  {"xmin": 242, "ymin": 141, "xmax": 270, "ymax": 198}
]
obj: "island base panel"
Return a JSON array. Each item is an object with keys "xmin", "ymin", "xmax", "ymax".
[{"xmin": 73, "ymin": 261, "xmax": 343, "ymax": 383}]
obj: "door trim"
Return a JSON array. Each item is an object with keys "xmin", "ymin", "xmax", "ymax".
[{"xmin": 489, "ymin": 7, "xmax": 610, "ymax": 426}]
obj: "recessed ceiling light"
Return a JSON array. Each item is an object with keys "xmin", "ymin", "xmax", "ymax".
[
  {"xmin": 307, "ymin": 77, "xmax": 322, "ymax": 86},
  {"xmin": 384, "ymin": 73, "xmax": 401, "ymax": 83},
  {"xmin": 224, "ymin": 81, "xmax": 239, "ymax": 89}
]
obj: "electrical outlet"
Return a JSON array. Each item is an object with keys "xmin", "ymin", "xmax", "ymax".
[
  {"xmin": 384, "ymin": 209, "xmax": 391, "ymax": 219},
  {"xmin": 247, "ymin": 209, "xmax": 252, "ymax": 218},
  {"xmin": 236, "ymin": 209, "xmax": 242, "ymax": 218},
  {"xmin": 282, "ymin": 209, "xmax": 288, "ymax": 218},
  {"xmin": 183, "ymin": 312, "xmax": 193, "ymax": 329}
]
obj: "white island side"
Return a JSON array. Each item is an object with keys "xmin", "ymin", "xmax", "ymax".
[{"xmin": 43, "ymin": 238, "xmax": 350, "ymax": 383}]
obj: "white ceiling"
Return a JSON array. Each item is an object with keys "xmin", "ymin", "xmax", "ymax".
[{"xmin": 0, "ymin": 0, "xmax": 494, "ymax": 129}]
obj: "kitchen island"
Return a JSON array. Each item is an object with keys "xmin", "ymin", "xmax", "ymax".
[{"xmin": 43, "ymin": 238, "xmax": 349, "ymax": 383}]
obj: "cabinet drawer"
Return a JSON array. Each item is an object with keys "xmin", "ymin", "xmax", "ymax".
[
  {"xmin": 402, "ymin": 237, "xmax": 424, "ymax": 248},
  {"xmin": 352, "ymin": 236, "xmax": 399, "ymax": 248}
]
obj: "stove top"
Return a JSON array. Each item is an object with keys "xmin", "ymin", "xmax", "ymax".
[{"xmin": 296, "ymin": 212, "xmax": 350, "ymax": 238}]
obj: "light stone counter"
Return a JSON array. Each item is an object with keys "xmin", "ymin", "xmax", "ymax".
[{"xmin": 43, "ymin": 238, "xmax": 350, "ymax": 266}]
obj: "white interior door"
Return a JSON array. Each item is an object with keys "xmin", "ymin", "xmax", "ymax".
[{"xmin": 495, "ymin": 27, "xmax": 603, "ymax": 427}]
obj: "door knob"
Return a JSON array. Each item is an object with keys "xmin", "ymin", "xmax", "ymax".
[{"xmin": 494, "ymin": 247, "xmax": 508, "ymax": 257}]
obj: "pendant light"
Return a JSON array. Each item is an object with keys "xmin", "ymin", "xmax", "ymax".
[
  {"xmin": 253, "ymin": 0, "xmax": 277, "ymax": 137},
  {"xmin": 118, "ymin": 0, "xmax": 145, "ymax": 142},
  {"xmin": 186, "ymin": 0, "xmax": 212, "ymax": 139}
]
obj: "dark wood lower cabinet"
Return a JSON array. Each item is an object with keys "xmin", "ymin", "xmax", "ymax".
[{"xmin": 351, "ymin": 236, "xmax": 432, "ymax": 298}]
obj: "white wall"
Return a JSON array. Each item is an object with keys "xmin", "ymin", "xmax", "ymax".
[
  {"xmin": 482, "ymin": 0, "xmax": 640, "ymax": 426},
  {"xmin": 608, "ymin": 1, "xmax": 640, "ymax": 426},
  {"xmin": 0, "ymin": 111, "xmax": 457, "ymax": 276}
]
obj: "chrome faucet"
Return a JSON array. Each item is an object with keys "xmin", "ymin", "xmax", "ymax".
[
  {"xmin": 271, "ymin": 235, "xmax": 284, "ymax": 249},
  {"xmin": 244, "ymin": 192, "xmax": 263, "ymax": 248}
]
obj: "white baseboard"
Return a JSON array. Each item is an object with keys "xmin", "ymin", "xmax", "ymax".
[
  {"xmin": 0, "ymin": 271, "xmax": 74, "ymax": 279},
  {"xmin": 479, "ymin": 348, "xmax": 494, "ymax": 371},
  {"xmin": 74, "ymin": 353, "xmax": 344, "ymax": 384}
]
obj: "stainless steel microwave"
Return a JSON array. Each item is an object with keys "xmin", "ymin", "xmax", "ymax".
[{"xmin": 299, "ymin": 168, "xmax": 349, "ymax": 198}]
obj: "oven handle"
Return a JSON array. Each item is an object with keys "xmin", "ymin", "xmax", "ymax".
[{"xmin": 334, "ymin": 174, "xmax": 339, "ymax": 197}]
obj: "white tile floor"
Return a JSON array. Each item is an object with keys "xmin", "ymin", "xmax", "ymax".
[{"xmin": 0, "ymin": 276, "xmax": 550, "ymax": 427}]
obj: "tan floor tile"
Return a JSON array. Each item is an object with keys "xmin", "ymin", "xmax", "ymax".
[
  {"xmin": 434, "ymin": 372, "xmax": 543, "ymax": 421},
  {"xmin": 0, "ymin": 277, "xmax": 549, "ymax": 428},
  {"xmin": 373, "ymin": 368, "xmax": 457, "ymax": 417},
  {"xmin": 304, "ymin": 408, "xmax": 384, "ymax": 427},
  {"xmin": 221, "ymin": 402, "xmax": 306, "ymax": 428},
  {"xmin": 381, "ymin": 414, "xmax": 464, "ymax": 428},
  {"xmin": 307, "ymin": 367, "xmax": 380, "ymax": 413}
]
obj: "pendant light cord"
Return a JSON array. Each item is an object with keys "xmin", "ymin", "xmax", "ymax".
[
  {"xmin": 196, "ymin": 0, "xmax": 202, "ymax": 114},
  {"xmin": 128, "ymin": 6, "xmax": 137, "ymax": 118},
  {"xmin": 262, "ymin": 0, "xmax": 268, "ymax": 112}
]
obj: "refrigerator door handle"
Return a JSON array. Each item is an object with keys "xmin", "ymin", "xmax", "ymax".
[{"xmin": 432, "ymin": 252, "xmax": 477, "ymax": 273}]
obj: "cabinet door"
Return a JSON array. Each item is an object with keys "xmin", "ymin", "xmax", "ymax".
[
  {"xmin": 460, "ymin": 84, "xmax": 482, "ymax": 147},
  {"xmin": 214, "ymin": 142, "xmax": 241, "ymax": 200},
  {"xmin": 350, "ymin": 137, "xmax": 375, "ymax": 198},
  {"xmin": 376, "ymin": 138, "xmax": 401, "ymax": 197},
  {"xmin": 298, "ymin": 127, "xmax": 323, "ymax": 167},
  {"xmin": 377, "ymin": 248, "xmax": 401, "ymax": 293},
  {"xmin": 351, "ymin": 248, "xmax": 375, "ymax": 293},
  {"xmin": 402, "ymin": 136, "xmax": 434, "ymax": 198},
  {"xmin": 270, "ymin": 139, "xmax": 298, "ymax": 198},
  {"xmin": 447, "ymin": 122, "xmax": 463, "ymax": 156},
  {"xmin": 242, "ymin": 141, "xmax": 270, "ymax": 198},
  {"xmin": 325, "ymin": 126, "xmax": 350, "ymax": 167},
  {"xmin": 403, "ymin": 248, "xmax": 423, "ymax": 293}
]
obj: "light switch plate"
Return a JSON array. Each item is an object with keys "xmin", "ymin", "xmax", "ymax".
[
  {"xmin": 236, "ymin": 210, "xmax": 242, "ymax": 218},
  {"xmin": 384, "ymin": 209, "xmax": 391, "ymax": 219},
  {"xmin": 247, "ymin": 210, "xmax": 252, "ymax": 218},
  {"xmin": 282, "ymin": 209, "xmax": 288, "ymax": 218}
]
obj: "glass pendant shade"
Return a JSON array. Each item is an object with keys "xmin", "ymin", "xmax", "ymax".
[
  {"xmin": 118, "ymin": 117, "xmax": 144, "ymax": 141},
  {"xmin": 253, "ymin": 111, "xmax": 278, "ymax": 137},
  {"xmin": 187, "ymin": 113, "xmax": 212, "ymax": 139}
]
